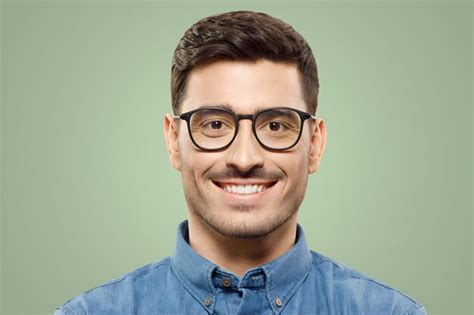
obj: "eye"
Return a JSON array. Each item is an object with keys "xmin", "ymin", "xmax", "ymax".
[
  {"xmin": 202, "ymin": 120, "xmax": 227, "ymax": 129},
  {"xmin": 269, "ymin": 122, "xmax": 281, "ymax": 131},
  {"xmin": 210, "ymin": 121, "xmax": 223, "ymax": 129},
  {"xmin": 264, "ymin": 121, "xmax": 288, "ymax": 132}
]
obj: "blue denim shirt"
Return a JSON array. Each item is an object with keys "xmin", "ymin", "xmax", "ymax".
[{"xmin": 55, "ymin": 220, "xmax": 426, "ymax": 314}]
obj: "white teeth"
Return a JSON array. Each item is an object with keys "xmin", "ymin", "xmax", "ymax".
[{"xmin": 223, "ymin": 184, "xmax": 268, "ymax": 194}]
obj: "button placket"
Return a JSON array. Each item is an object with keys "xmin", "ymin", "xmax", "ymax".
[
  {"xmin": 275, "ymin": 297, "xmax": 283, "ymax": 307},
  {"xmin": 203, "ymin": 296, "xmax": 212, "ymax": 306},
  {"xmin": 222, "ymin": 277, "xmax": 232, "ymax": 287}
]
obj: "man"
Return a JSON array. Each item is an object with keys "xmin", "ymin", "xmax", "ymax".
[{"xmin": 55, "ymin": 10, "xmax": 426, "ymax": 314}]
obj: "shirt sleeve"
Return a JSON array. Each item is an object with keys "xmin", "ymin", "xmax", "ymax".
[
  {"xmin": 53, "ymin": 307, "xmax": 75, "ymax": 315},
  {"xmin": 406, "ymin": 305, "xmax": 427, "ymax": 315}
]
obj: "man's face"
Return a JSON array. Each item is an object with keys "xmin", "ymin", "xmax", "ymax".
[{"xmin": 165, "ymin": 59, "xmax": 326, "ymax": 239}]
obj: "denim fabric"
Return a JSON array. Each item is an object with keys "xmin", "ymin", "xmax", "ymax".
[{"xmin": 54, "ymin": 220, "xmax": 426, "ymax": 314}]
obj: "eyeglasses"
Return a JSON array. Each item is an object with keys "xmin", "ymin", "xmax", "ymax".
[{"xmin": 172, "ymin": 106, "xmax": 317, "ymax": 151}]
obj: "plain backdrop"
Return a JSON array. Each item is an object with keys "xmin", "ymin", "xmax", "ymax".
[{"xmin": 1, "ymin": 0, "xmax": 472, "ymax": 314}]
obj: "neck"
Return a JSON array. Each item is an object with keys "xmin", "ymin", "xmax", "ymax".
[{"xmin": 187, "ymin": 213, "xmax": 298, "ymax": 278}]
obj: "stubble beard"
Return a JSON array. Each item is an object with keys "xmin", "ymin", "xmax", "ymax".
[{"xmin": 183, "ymin": 178, "xmax": 307, "ymax": 239}]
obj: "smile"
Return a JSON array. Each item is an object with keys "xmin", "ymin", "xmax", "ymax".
[{"xmin": 212, "ymin": 181, "xmax": 277, "ymax": 195}]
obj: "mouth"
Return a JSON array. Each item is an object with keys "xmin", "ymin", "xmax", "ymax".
[{"xmin": 212, "ymin": 180, "xmax": 278, "ymax": 195}]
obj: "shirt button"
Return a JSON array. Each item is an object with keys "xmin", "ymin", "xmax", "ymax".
[
  {"xmin": 222, "ymin": 277, "xmax": 232, "ymax": 287},
  {"xmin": 204, "ymin": 296, "xmax": 212, "ymax": 306},
  {"xmin": 275, "ymin": 297, "xmax": 283, "ymax": 307}
]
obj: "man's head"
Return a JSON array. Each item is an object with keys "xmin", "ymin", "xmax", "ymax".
[
  {"xmin": 164, "ymin": 11, "xmax": 326, "ymax": 239},
  {"xmin": 170, "ymin": 10, "xmax": 319, "ymax": 115}
]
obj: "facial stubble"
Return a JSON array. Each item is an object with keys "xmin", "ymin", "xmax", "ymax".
[{"xmin": 182, "ymin": 170, "xmax": 308, "ymax": 239}]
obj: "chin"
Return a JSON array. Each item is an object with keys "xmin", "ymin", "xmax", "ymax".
[{"xmin": 199, "ymin": 206, "xmax": 295, "ymax": 239}]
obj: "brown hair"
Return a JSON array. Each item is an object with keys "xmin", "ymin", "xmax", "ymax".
[{"xmin": 171, "ymin": 10, "xmax": 319, "ymax": 114}]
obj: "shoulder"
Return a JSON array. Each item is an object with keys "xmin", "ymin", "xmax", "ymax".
[
  {"xmin": 307, "ymin": 251, "xmax": 426, "ymax": 315},
  {"xmin": 54, "ymin": 257, "xmax": 172, "ymax": 314}
]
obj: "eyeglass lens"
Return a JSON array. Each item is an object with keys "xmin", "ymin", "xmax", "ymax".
[{"xmin": 189, "ymin": 108, "xmax": 302, "ymax": 150}]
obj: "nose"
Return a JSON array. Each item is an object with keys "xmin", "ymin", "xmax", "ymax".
[{"xmin": 225, "ymin": 120, "xmax": 265, "ymax": 172}]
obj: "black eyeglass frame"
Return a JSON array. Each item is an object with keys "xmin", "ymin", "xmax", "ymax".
[{"xmin": 172, "ymin": 106, "xmax": 317, "ymax": 152}]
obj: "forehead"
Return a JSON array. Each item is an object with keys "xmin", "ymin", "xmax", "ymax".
[{"xmin": 181, "ymin": 59, "xmax": 306, "ymax": 113}]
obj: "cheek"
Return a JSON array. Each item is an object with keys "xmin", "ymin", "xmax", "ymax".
[
  {"xmin": 291, "ymin": 135, "xmax": 312, "ymax": 168},
  {"xmin": 177, "ymin": 134, "xmax": 198, "ymax": 184},
  {"xmin": 178, "ymin": 130, "xmax": 199, "ymax": 167},
  {"xmin": 276, "ymin": 146, "xmax": 310, "ymax": 184},
  {"xmin": 288, "ymin": 156, "xmax": 309, "ymax": 179},
  {"xmin": 178, "ymin": 141, "xmax": 221, "ymax": 186}
]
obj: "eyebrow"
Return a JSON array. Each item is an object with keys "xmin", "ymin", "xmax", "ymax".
[
  {"xmin": 196, "ymin": 103, "xmax": 268, "ymax": 114},
  {"xmin": 197, "ymin": 103, "xmax": 234, "ymax": 111}
]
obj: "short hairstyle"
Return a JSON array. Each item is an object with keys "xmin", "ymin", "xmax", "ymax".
[{"xmin": 171, "ymin": 10, "xmax": 319, "ymax": 115}]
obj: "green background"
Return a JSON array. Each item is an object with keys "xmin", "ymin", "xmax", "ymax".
[{"xmin": 1, "ymin": 0, "xmax": 472, "ymax": 314}]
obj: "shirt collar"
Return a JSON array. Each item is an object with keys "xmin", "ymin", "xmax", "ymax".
[{"xmin": 170, "ymin": 220, "xmax": 313, "ymax": 313}]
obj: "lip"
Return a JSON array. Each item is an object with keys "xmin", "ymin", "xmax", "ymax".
[{"xmin": 211, "ymin": 180, "xmax": 278, "ymax": 202}]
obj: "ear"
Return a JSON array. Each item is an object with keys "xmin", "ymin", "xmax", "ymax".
[
  {"xmin": 163, "ymin": 114, "xmax": 182, "ymax": 171},
  {"xmin": 308, "ymin": 117, "xmax": 327, "ymax": 174}
]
